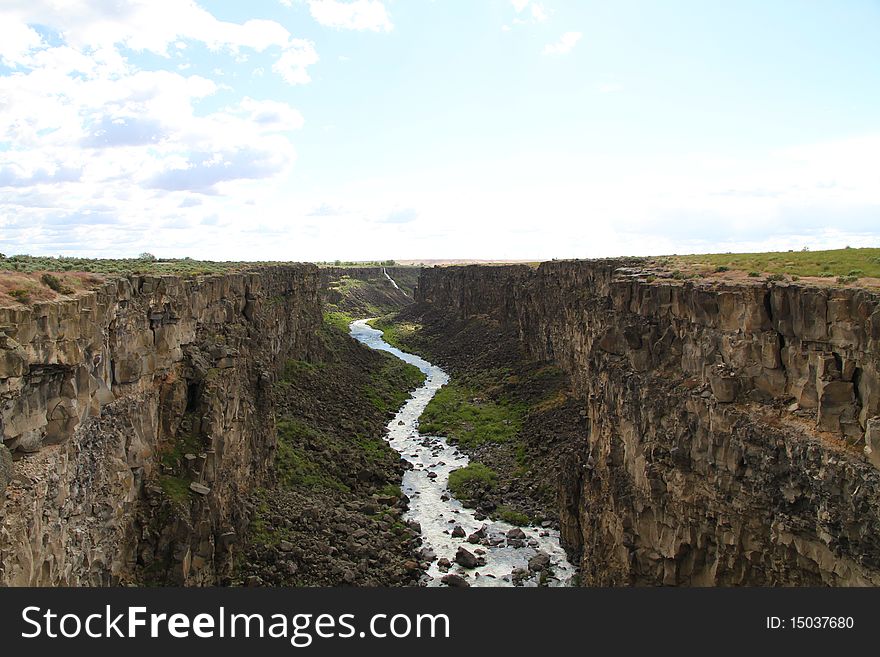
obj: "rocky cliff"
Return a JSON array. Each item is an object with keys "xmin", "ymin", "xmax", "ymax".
[
  {"xmin": 319, "ymin": 266, "xmax": 418, "ymax": 317},
  {"xmin": 0, "ymin": 266, "xmax": 320, "ymax": 585},
  {"xmin": 417, "ymin": 261, "xmax": 880, "ymax": 585}
]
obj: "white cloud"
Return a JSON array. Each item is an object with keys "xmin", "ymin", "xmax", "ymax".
[
  {"xmin": 239, "ymin": 98, "xmax": 306, "ymax": 131},
  {"xmin": 0, "ymin": 2, "xmax": 316, "ymax": 86},
  {"xmin": 1, "ymin": 1, "xmax": 290, "ymax": 56},
  {"xmin": 0, "ymin": 3, "xmax": 311, "ymax": 245},
  {"xmin": 544, "ymin": 32, "xmax": 582, "ymax": 55},
  {"xmin": 307, "ymin": 0, "xmax": 393, "ymax": 32},
  {"xmin": 0, "ymin": 20, "xmax": 42, "ymax": 67},
  {"xmin": 530, "ymin": 3, "xmax": 549, "ymax": 22},
  {"xmin": 505, "ymin": 1, "xmax": 550, "ymax": 30},
  {"xmin": 273, "ymin": 39, "xmax": 320, "ymax": 85}
]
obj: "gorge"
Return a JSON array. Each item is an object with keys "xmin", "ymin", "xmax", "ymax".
[{"xmin": 1, "ymin": 259, "xmax": 879, "ymax": 586}]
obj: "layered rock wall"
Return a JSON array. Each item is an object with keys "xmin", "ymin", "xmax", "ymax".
[
  {"xmin": 417, "ymin": 261, "xmax": 880, "ymax": 585},
  {"xmin": 0, "ymin": 266, "xmax": 320, "ymax": 585}
]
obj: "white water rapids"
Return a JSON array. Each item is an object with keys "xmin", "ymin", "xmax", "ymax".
[{"xmin": 349, "ymin": 319, "xmax": 575, "ymax": 587}]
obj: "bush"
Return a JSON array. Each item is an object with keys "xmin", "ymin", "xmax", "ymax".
[
  {"xmin": 747, "ymin": 271, "xmax": 760, "ymax": 277},
  {"xmin": 714, "ymin": 265, "xmax": 729, "ymax": 272},
  {"xmin": 496, "ymin": 506, "xmax": 530, "ymax": 526},
  {"xmin": 40, "ymin": 273, "xmax": 74, "ymax": 294},
  {"xmin": 9, "ymin": 289, "xmax": 31, "ymax": 304},
  {"xmin": 767, "ymin": 273, "xmax": 785, "ymax": 282},
  {"xmin": 448, "ymin": 462, "xmax": 497, "ymax": 498}
]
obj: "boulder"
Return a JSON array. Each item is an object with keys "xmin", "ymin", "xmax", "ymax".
[
  {"xmin": 440, "ymin": 573, "xmax": 469, "ymax": 588},
  {"xmin": 454, "ymin": 547, "xmax": 479, "ymax": 569},
  {"xmin": 528, "ymin": 551, "xmax": 551, "ymax": 572},
  {"xmin": 189, "ymin": 482, "xmax": 211, "ymax": 495}
]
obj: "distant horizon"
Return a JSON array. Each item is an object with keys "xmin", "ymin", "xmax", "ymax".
[
  {"xmin": 2, "ymin": 1, "xmax": 879, "ymax": 260},
  {"xmin": 4, "ymin": 244, "xmax": 879, "ymax": 265}
]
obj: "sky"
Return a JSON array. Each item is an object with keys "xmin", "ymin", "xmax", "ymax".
[{"xmin": 1, "ymin": 0, "xmax": 879, "ymax": 261}]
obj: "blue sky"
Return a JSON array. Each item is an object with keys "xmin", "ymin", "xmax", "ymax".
[{"xmin": 1, "ymin": 0, "xmax": 879, "ymax": 260}]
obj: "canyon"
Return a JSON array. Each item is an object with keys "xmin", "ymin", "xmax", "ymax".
[
  {"xmin": 415, "ymin": 260, "xmax": 880, "ymax": 585},
  {"xmin": 1, "ymin": 259, "xmax": 879, "ymax": 586}
]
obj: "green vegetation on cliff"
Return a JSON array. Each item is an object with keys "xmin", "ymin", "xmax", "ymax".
[
  {"xmin": 237, "ymin": 315, "xmax": 426, "ymax": 585},
  {"xmin": 658, "ymin": 247, "xmax": 880, "ymax": 283}
]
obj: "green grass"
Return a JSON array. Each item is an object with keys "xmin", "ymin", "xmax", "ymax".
[
  {"xmin": 158, "ymin": 475, "xmax": 192, "ymax": 505},
  {"xmin": 660, "ymin": 247, "xmax": 880, "ymax": 281},
  {"xmin": 275, "ymin": 419, "xmax": 350, "ymax": 492},
  {"xmin": 367, "ymin": 315, "xmax": 422, "ymax": 352},
  {"xmin": 448, "ymin": 462, "xmax": 497, "ymax": 498},
  {"xmin": 323, "ymin": 310, "xmax": 355, "ymax": 333},
  {"xmin": 418, "ymin": 381, "xmax": 525, "ymax": 448},
  {"xmin": 495, "ymin": 506, "xmax": 531, "ymax": 526},
  {"xmin": 363, "ymin": 358, "xmax": 425, "ymax": 415}
]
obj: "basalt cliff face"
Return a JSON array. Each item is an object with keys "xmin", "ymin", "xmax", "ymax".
[
  {"xmin": 417, "ymin": 261, "xmax": 880, "ymax": 585},
  {"xmin": 0, "ymin": 266, "xmax": 320, "ymax": 586}
]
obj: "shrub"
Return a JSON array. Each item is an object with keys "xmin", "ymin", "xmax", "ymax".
[
  {"xmin": 9, "ymin": 289, "xmax": 31, "ymax": 304},
  {"xmin": 714, "ymin": 265, "xmax": 729, "ymax": 272},
  {"xmin": 747, "ymin": 271, "xmax": 760, "ymax": 277},
  {"xmin": 496, "ymin": 506, "xmax": 530, "ymax": 526},
  {"xmin": 767, "ymin": 273, "xmax": 785, "ymax": 282},
  {"xmin": 40, "ymin": 273, "xmax": 74, "ymax": 294},
  {"xmin": 448, "ymin": 462, "xmax": 497, "ymax": 498}
]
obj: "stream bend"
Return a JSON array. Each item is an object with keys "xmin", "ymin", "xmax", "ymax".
[{"xmin": 349, "ymin": 319, "xmax": 575, "ymax": 587}]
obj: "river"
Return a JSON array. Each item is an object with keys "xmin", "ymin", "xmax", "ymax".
[{"xmin": 349, "ymin": 319, "xmax": 575, "ymax": 587}]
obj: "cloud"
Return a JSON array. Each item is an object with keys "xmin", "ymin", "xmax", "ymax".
[
  {"xmin": 1, "ymin": 1, "xmax": 290, "ymax": 56},
  {"xmin": 239, "ymin": 97, "xmax": 305, "ymax": 131},
  {"xmin": 146, "ymin": 145, "xmax": 293, "ymax": 193},
  {"xmin": 307, "ymin": 0, "xmax": 393, "ymax": 32},
  {"xmin": 0, "ymin": 163, "xmax": 82, "ymax": 187},
  {"xmin": 308, "ymin": 202, "xmax": 346, "ymax": 216},
  {"xmin": 505, "ymin": 0, "xmax": 548, "ymax": 29},
  {"xmin": 80, "ymin": 115, "xmax": 169, "ymax": 148},
  {"xmin": 0, "ymin": 5, "xmax": 311, "ymax": 237},
  {"xmin": 530, "ymin": 3, "xmax": 549, "ymax": 22},
  {"xmin": 380, "ymin": 208, "xmax": 418, "ymax": 224},
  {"xmin": 544, "ymin": 32, "xmax": 582, "ymax": 55},
  {"xmin": 272, "ymin": 39, "xmax": 319, "ymax": 85},
  {"xmin": 0, "ymin": 19, "xmax": 42, "ymax": 66},
  {"xmin": 0, "ymin": 2, "xmax": 317, "ymax": 86}
]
